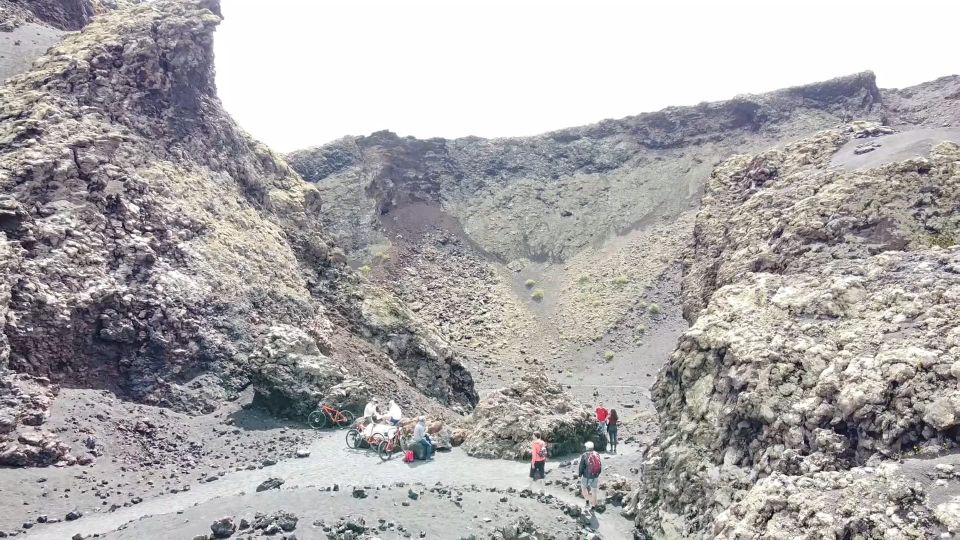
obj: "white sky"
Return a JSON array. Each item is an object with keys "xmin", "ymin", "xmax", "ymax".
[{"xmin": 214, "ymin": 0, "xmax": 959, "ymax": 152}]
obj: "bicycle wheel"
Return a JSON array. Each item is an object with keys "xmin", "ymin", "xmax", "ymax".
[
  {"xmin": 345, "ymin": 428, "xmax": 360, "ymax": 449},
  {"xmin": 307, "ymin": 410, "xmax": 327, "ymax": 430},
  {"xmin": 377, "ymin": 439, "xmax": 395, "ymax": 461},
  {"xmin": 336, "ymin": 410, "xmax": 355, "ymax": 428}
]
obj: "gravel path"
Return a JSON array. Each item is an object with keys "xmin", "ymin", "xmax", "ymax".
[{"xmin": 20, "ymin": 428, "xmax": 636, "ymax": 539}]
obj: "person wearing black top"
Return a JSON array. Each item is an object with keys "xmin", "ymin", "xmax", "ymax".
[{"xmin": 607, "ymin": 409, "xmax": 619, "ymax": 454}]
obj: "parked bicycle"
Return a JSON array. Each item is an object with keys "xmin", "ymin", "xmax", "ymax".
[
  {"xmin": 376, "ymin": 425, "xmax": 409, "ymax": 461},
  {"xmin": 345, "ymin": 423, "xmax": 385, "ymax": 449},
  {"xmin": 307, "ymin": 403, "xmax": 355, "ymax": 430}
]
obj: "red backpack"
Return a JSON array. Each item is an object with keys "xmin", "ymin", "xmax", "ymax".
[
  {"xmin": 403, "ymin": 450, "xmax": 415, "ymax": 463},
  {"xmin": 586, "ymin": 451, "xmax": 601, "ymax": 477}
]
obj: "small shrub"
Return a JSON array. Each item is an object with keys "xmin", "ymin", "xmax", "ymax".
[
  {"xmin": 648, "ymin": 303, "xmax": 661, "ymax": 315},
  {"xmin": 634, "ymin": 324, "xmax": 646, "ymax": 335},
  {"xmin": 928, "ymin": 233, "xmax": 956, "ymax": 248},
  {"xmin": 525, "ymin": 279, "xmax": 537, "ymax": 288},
  {"xmin": 612, "ymin": 275, "xmax": 629, "ymax": 286},
  {"xmin": 578, "ymin": 274, "xmax": 591, "ymax": 285},
  {"xmin": 531, "ymin": 289, "xmax": 545, "ymax": 301},
  {"xmin": 358, "ymin": 265, "xmax": 372, "ymax": 275},
  {"xmin": 604, "ymin": 351, "xmax": 615, "ymax": 361}
]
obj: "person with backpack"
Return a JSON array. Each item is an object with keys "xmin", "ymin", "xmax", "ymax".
[
  {"xmin": 529, "ymin": 432, "xmax": 547, "ymax": 481},
  {"xmin": 607, "ymin": 409, "xmax": 619, "ymax": 454},
  {"xmin": 578, "ymin": 441, "xmax": 602, "ymax": 510}
]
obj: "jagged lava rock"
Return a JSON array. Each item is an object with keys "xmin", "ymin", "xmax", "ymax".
[{"xmin": 460, "ymin": 373, "xmax": 602, "ymax": 459}]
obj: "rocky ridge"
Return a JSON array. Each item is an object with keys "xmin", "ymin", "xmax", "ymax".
[
  {"xmin": 637, "ymin": 125, "xmax": 960, "ymax": 538},
  {"xmin": 0, "ymin": 0, "xmax": 475, "ymax": 467}
]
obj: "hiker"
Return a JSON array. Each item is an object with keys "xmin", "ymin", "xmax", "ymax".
[
  {"xmin": 578, "ymin": 441, "xmax": 602, "ymax": 510},
  {"xmin": 411, "ymin": 416, "xmax": 433, "ymax": 460},
  {"xmin": 595, "ymin": 402, "xmax": 609, "ymax": 428},
  {"xmin": 595, "ymin": 402, "xmax": 609, "ymax": 448},
  {"xmin": 607, "ymin": 409, "xmax": 619, "ymax": 454},
  {"xmin": 387, "ymin": 400, "xmax": 403, "ymax": 426},
  {"xmin": 530, "ymin": 431, "xmax": 547, "ymax": 481}
]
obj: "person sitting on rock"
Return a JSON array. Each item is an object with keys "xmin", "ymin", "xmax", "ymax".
[
  {"xmin": 529, "ymin": 431, "xmax": 547, "ymax": 481},
  {"xmin": 411, "ymin": 416, "xmax": 434, "ymax": 459},
  {"xmin": 387, "ymin": 400, "xmax": 403, "ymax": 426},
  {"xmin": 578, "ymin": 441, "xmax": 602, "ymax": 511}
]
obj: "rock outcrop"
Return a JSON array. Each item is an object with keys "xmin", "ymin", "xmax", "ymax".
[
  {"xmin": 0, "ymin": 0, "xmax": 476, "ymax": 465},
  {"xmin": 460, "ymin": 373, "xmax": 602, "ymax": 459},
  {"xmin": 637, "ymin": 125, "xmax": 960, "ymax": 537}
]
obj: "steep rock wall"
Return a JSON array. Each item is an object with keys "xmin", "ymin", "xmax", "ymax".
[
  {"xmin": 0, "ymin": 0, "xmax": 477, "ymax": 465},
  {"xmin": 637, "ymin": 126, "xmax": 960, "ymax": 538}
]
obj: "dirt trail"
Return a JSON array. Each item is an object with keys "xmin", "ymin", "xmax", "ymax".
[
  {"xmin": 21, "ymin": 429, "xmax": 637, "ymax": 539},
  {"xmin": 0, "ymin": 23, "xmax": 63, "ymax": 81},
  {"xmin": 830, "ymin": 127, "xmax": 960, "ymax": 170}
]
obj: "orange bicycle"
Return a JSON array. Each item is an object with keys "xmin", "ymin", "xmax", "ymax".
[{"xmin": 307, "ymin": 403, "xmax": 355, "ymax": 430}]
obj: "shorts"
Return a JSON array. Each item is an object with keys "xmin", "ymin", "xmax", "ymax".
[
  {"xmin": 530, "ymin": 460, "xmax": 545, "ymax": 480},
  {"xmin": 581, "ymin": 476, "xmax": 599, "ymax": 490}
]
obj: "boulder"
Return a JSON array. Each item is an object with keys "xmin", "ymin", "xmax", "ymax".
[
  {"xmin": 210, "ymin": 517, "xmax": 236, "ymax": 538},
  {"xmin": 248, "ymin": 326, "xmax": 349, "ymax": 419},
  {"xmin": 459, "ymin": 373, "xmax": 602, "ymax": 459}
]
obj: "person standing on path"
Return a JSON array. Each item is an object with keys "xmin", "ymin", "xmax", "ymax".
[
  {"xmin": 595, "ymin": 402, "xmax": 609, "ymax": 448},
  {"xmin": 578, "ymin": 441, "xmax": 602, "ymax": 511},
  {"xmin": 530, "ymin": 432, "xmax": 547, "ymax": 481},
  {"xmin": 606, "ymin": 409, "xmax": 619, "ymax": 454}
]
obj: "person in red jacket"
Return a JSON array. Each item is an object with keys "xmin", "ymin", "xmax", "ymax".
[
  {"xmin": 595, "ymin": 402, "xmax": 610, "ymax": 450},
  {"xmin": 529, "ymin": 432, "xmax": 547, "ymax": 481},
  {"xmin": 595, "ymin": 403, "xmax": 609, "ymax": 424}
]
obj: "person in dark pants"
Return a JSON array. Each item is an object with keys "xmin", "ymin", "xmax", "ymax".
[
  {"xmin": 607, "ymin": 409, "xmax": 619, "ymax": 454},
  {"xmin": 530, "ymin": 431, "xmax": 547, "ymax": 481}
]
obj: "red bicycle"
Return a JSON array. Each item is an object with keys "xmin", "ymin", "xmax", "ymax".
[
  {"xmin": 307, "ymin": 403, "xmax": 355, "ymax": 430},
  {"xmin": 377, "ymin": 426, "xmax": 409, "ymax": 461}
]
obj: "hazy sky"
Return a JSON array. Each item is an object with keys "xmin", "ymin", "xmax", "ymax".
[{"xmin": 214, "ymin": 0, "xmax": 959, "ymax": 152}]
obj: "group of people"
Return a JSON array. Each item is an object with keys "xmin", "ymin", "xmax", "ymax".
[
  {"xmin": 595, "ymin": 402, "xmax": 619, "ymax": 454},
  {"xmin": 361, "ymin": 398, "xmax": 434, "ymax": 459},
  {"xmin": 527, "ymin": 402, "xmax": 621, "ymax": 512}
]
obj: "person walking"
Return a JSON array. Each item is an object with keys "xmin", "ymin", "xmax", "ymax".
[
  {"xmin": 529, "ymin": 432, "xmax": 547, "ymax": 481},
  {"xmin": 578, "ymin": 441, "xmax": 602, "ymax": 511},
  {"xmin": 607, "ymin": 409, "xmax": 619, "ymax": 454}
]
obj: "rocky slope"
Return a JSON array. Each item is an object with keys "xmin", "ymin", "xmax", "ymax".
[
  {"xmin": 636, "ymin": 124, "xmax": 960, "ymax": 538},
  {"xmin": 0, "ymin": 0, "xmax": 476, "ymax": 468},
  {"xmin": 285, "ymin": 74, "xmax": 960, "ymax": 360}
]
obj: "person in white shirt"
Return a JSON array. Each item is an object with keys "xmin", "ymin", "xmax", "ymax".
[
  {"xmin": 363, "ymin": 398, "xmax": 380, "ymax": 423},
  {"xmin": 411, "ymin": 416, "xmax": 433, "ymax": 459},
  {"xmin": 387, "ymin": 400, "xmax": 402, "ymax": 426}
]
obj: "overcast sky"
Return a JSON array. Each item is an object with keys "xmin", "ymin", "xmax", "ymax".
[{"xmin": 214, "ymin": 0, "xmax": 959, "ymax": 152}]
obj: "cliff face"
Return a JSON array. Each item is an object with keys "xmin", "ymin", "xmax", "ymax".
[
  {"xmin": 0, "ymin": 0, "xmax": 475, "ymax": 466},
  {"xmin": 286, "ymin": 72, "xmax": 883, "ymax": 265},
  {"xmin": 637, "ymin": 125, "xmax": 960, "ymax": 537}
]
